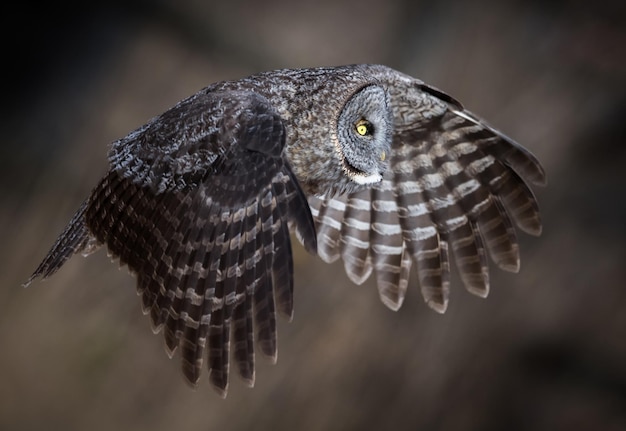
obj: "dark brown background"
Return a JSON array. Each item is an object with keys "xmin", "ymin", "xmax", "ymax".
[{"xmin": 2, "ymin": 1, "xmax": 625, "ymax": 430}]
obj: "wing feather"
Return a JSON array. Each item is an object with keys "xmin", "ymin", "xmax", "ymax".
[
  {"xmin": 253, "ymin": 189, "xmax": 278, "ymax": 360},
  {"xmin": 231, "ymin": 201, "xmax": 259, "ymax": 386},
  {"xmin": 270, "ymin": 173, "xmax": 296, "ymax": 319},
  {"xmin": 315, "ymin": 194, "xmax": 348, "ymax": 263},
  {"xmin": 340, "ymin": 190, "xmax": 373, "ymax": 285},
  {"xmin": 370, "ymin": 180, "xmax": 408, "ymax": 310}
]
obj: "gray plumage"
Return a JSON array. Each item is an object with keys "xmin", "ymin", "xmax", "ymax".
[{"xmin": 25, "ymin": 64, "xmax": 545, "ymax": 397}]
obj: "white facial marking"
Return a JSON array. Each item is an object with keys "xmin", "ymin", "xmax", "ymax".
[{"xmin": 352, "ymin": 172, "xmax": 383, "ymax": 185}]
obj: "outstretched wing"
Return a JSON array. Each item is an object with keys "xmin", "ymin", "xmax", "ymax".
[
  {"xmin": 308, "ymin": 84, "xmax": 545, "ymax": 313},
  {"xmin": 28, "ymin": 90, "xmax": 316, "ymax": 397}
]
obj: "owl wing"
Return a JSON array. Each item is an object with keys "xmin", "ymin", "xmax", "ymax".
[
  {"xmin": 308, "ymin": 88, "xmax": 545, "ymax": 313},
  {"xmin": 33, "ymin": 90, "xmax": 316, "ymax": 397}
]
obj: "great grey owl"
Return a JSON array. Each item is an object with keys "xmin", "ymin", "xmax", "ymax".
[{"xmin": 25, "ymin": 64, "xmax": 545, "ymax": 397}]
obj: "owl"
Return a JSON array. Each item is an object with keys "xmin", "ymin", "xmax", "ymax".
[{"xmin": 25, "ymin": 64, "xmax": 545, "ymax": 397}]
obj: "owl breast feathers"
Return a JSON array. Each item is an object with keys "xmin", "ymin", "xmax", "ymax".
[{"xmin": 25, "ymin": 64, "xmax": 545, "ymax": 396}]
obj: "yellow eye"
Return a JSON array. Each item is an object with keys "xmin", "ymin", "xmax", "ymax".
[{"xmin": 355, "ymin": 119, "xmax": 373, "ymax": 136}]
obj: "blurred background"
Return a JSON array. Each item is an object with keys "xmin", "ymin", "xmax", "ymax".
[{"xmin": 2, "ymin": 0, "xmax": 625, "ymax": 429}]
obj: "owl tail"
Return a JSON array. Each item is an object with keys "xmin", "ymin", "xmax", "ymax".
[{"xmin": 23, "ymin": 199, "xmax": 99, "ymax": 287}]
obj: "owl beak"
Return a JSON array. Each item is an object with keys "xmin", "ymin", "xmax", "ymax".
[{"xmin": 380, "ymin": 151, "xmax": 386, "ymax": 162}]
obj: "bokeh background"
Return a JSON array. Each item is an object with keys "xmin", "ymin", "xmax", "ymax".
[{"xmin": 2, "ymin": 1, "xmax": 625, "ymax": 430}]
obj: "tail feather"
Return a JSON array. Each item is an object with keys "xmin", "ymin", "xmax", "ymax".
[{"xmin": 23, "ymin": 200, "xmax": 96, "ymax": 286}]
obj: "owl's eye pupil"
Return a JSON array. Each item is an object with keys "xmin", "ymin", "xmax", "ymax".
[{"xmin": 355, "ymin": 119, "xmax": 373, "ymax": 136}]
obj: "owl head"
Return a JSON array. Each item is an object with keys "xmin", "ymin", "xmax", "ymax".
[{"xmin": 335, "ymin": 84, "xmax": 392, "ymax": 187}]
